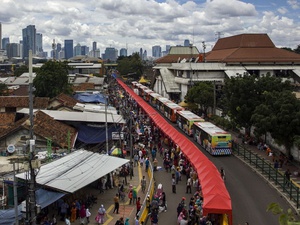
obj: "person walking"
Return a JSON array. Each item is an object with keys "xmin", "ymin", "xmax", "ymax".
[
  {"xmin": 96, "ymin": 204, "xmax": 106, "ymax": 224},
  {"xmin": 79, "ymin": 205, "xmax": 86, "ymax": 225},
  {"xmin": 186, "ymin": 177, "xmax": 192, "ymax": 194},
  {"xmin": 85, "ymin": 207, "xmax": 91, "ymax": 224},
  {"xmin": 141, "ymin": 176, "xmax": 146, "ymax": 193},
  {"xmin": 128, "ymin": 189, "xmax": 133, "ymax": 204},
  {"xmin": 285, "ymin": 169, "xmax": 291, "ymax": 187},
  {"xmin": 115, "ymin": 217, "xmax": 124, "ymax": 225},
  {"xmin": 136, "ymin": 197, "xmax": 141, "ymax": 216},
  {"xmin": 132, "ymin": 186, "xmax": 138, "ymax": 204},
  {"xmin": 172, "ymin": 174, "xmax": 176, "ymax": 193},
  {"xmin": 113, "ymin": 194, "xmax": 120, "ymax": 214}
]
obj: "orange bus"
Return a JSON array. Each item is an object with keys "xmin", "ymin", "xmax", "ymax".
[{"xmin": 163, "ymin": 102, "xmax": 184, "ymax": 122}]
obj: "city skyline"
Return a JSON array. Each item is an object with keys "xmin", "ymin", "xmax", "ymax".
[{"xmin": 0, "ymin": 0, "xmax": 299, "ymax": 56}]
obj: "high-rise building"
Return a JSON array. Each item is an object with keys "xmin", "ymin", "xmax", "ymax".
[
  {"xmin": 0, "ymin": 23, "xmax": 2, "ymax": 50},
  {"xmin": 81, "ymin": 46, "xmax": 89, "ymax": 56},
  {"xmin": 139, "ymin": 48, "xmax": 143, "ymax": 57},
  {"xmin": 103, "ymin": 47, "xmax": 118, "ymax": 61},
  {"xmin": 120, "ymin": 48, "xmax": 127, "ymax": 57},
  {"xmin": 143, "ymin": 50, "xmax": 147, "ymax": 61},
  {"xmin": 64, "ymin": 40, "xmax": 73, "ymax": 59},
  {"xmin": 74, "ymin": 43, "xmax": 81, "ymax": 56},
  {"xmin": 22, "ymin": 25, "xmax": 36, "ymax": 58},
  {"xmin": 152, "ymin": 45, "xmax": 161, "ymax": 58},
  {"xmin": 36, "ymin": 33, "xmax": 43, "ymax": 55},
  {"xmin": 166, "ymin": 45, "xmax": 171, "ymax": 53},
  {"xmin": 92, "ymin": 41, "xmax": 97, "ymax": 51},
  {"xmin": 6, "ymin": 43, "xmax": 19, "ymax": 58},
  {"xmin": 184, "ymin": 39, "xmax": 190, "ymax": 47},
  {"xmin": 2, "ymin": 37, "xmax": 9, "ymax": 50}
]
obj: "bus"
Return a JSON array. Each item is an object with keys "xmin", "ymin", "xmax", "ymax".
[
  {"xmin": 193, "ymin": 121, "xmax": 232, "ymax": 156},
  {"xmin": 156, "ymin": 96, "xmax": 172, "ymax": 112},
  {"xmin": 163, "ymin": 102, "xmax": 184, "ymax": 123},
  {"xmin": 176, "ymin": 110, "xmax": 204, "ymax": 136},
  {"xmin": 143, "ymin": 89, "xmax": 154, "ymax": 102},
  {"xmin": 149, "ymin": 92, "xmax": 162, "ymax": 108}
]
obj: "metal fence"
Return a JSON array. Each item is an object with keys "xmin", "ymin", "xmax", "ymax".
[{"xmin": 232, "ymin": 142, "xmax": 300, "ymax": 209}]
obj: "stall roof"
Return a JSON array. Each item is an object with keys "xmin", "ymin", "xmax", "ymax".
[{"xmin": 16, "ymin": 150, "xmax": 129, "ymax": 193}]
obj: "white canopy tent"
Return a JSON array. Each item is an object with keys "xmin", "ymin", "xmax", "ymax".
[{"xmin": 16, "ymin": 150, "xmax": 129, "ymax": 193}]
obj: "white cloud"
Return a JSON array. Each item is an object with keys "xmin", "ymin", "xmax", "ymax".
[
  {"xmin": 287, "ymin": 0, "xmax": 300, "ymax": 9},
  {"xmin": 0, "ymin": 0, "xmax": 300, "ymax": 55}
]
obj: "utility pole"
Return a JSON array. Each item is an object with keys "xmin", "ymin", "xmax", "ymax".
[
  {"xmin": 213, "ymin": 80, "xmax": 216, "ymax": 115},
  {"xmin": 105, "ymin": 95, "xmax": 109, "ymax": 155},
  {"xmin": 28, "ymin": 50, "xmax": 37, "ymax": 225},
  {"xmin": 13, "ymin": 163, "xmax": 19, "ymax": 225},
  {"xmin": 202, "ymin": 41, "xmax": 206, "ymax": 63}
]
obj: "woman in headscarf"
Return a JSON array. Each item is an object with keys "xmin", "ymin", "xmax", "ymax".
[{"xmin": 96, "ymin": 205, "xmax": 106, "ymax": 224}]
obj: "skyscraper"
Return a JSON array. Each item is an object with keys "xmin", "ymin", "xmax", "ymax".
[
  {"xmin": 152, "ymin": 45, "xmax": 161, "ymax": 58},
  {"xmin": 6, "ymin": 43, "xmax": 19, "ymax": 58},
  {"xmin": 22, "ymin": 25, "xmax": 36, "ymax": 58},
  {"xmin": 0, "ymin": 23, "xmax": 2, "ymax": 50},
  {"xmin": 184, "ymin": 39, "xmax": 190, "ymax": 47},
  {"xmin": 120, "ymin": 48, "xmax": 127, "ymax": 57},
  {"xmin": 139, "ymin": 48, "xmax": 143, "ymax": 57},
  {"xmin": 64, "ymin": 39, "xmax": 73, "ymax": 59},
  {"xmin": 2, "ymin": 37, "xmax": 9, "ymax": 50},
  {"xmin": 36, "ymin": 33, "xmax": 43, "ymax": 55},
  {"xmin": 74, "ymin": 43, "xmax": 81, "ymax": 56},
  {"xmin": 166, "ymin": 45, "xmax": 171, "ymax": 53},
  {"xmin": 92, "ymin": 41, "xmax": 97, "ymax": 51},
  {"xmin": 103, "ymin": 47, "xmax": 118, "ymax": 61}
]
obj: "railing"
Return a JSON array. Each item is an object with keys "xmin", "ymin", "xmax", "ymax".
[
  {"xmin": 232, "ymin": 142, "xmax": 300, "ymax": 209},
  {"xmin": 137, "ymin": 161, "xmax": 155, "ymax": 223}
]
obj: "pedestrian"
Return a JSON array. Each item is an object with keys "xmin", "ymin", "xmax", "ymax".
[
  {"xmin": 79, "ymin": 205, "xmax": 86, "ymax": 225},
  {"xmin": 153, "ymin": 158, "xmax": 158, "ymax": 171},
  {"xmin": 70, "ymin": 204, "xmax": 76, "ymax": 222},
  {"xmin": 128, "ymin": 189, "xmax": 133, "ymax": 204},
  {"xmin": 186, "ymin": 177, "xmax": 192, "ymax": 194},
  {"xmin": 51, "ymin": 214, "xmax": 57, "ymax": 225},
  {"xmin": 136, "ymin": 197, "xmax": 141, "ymax": 215},
  {"xmin": 96, "ymin": 204, "xmax": 106, "ymax": 224},
  {"xmin": 65, "ymin": 216, "xmax": 71, "ymax": 225},
  {"xmin": 132, "ymin": 186, "xmax": 138, "ymax": 204},
  {"xmin": 285, "ymin": 169, "xmax": 291, "ymax": 187},
  {"xmin": 145, "ymin": 157, "xmax": 150, "ymax": 172},
  {"xmin": 172, "ymin": 174, "xmax": 176, "ymax": 193},
  {"xmin": 113, "ymin": 194, "xmax": 120, "ymax": 214},
  {"xmin": 115, "ymin": 217, "xmax": 124, "ymax": 225},
  {"xmin": 60, "ymin": 201, "xmax": 69, "ymax": 221},
  {"xmin": 134, "ymin": 153, "xmax": 139, "ymax": 167},
  {"xmin": 161, "ymin": 192, "xmax": 167, "ymax": 211},
  {"xmin": 141, "ymin": 176, "xmax": 146, "ymax": 193},
  {"xmin": 125, "ymin": 218, "xmax": 130, "ymax": 225},
  {"xmin": 135, "ymin": 215, "xmax": 140, "ymax": 225},
  {"xmin": 85, "ymin": 207, "xmax": 91, "ymax": 224},
  {"xmin": 139, "ymin": 156, "xmax": 144, "ymax": 167}
]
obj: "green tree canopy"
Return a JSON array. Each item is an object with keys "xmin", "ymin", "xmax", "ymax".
[
  {"xmin": 185, "ymin": 82, "xmax": 214, "ymax": 116},
  {"xmin": 0, "ymin": 83, "xmax": 8, "ymax": 96},
  {"xmin": 33, "ymin": 61, "xmax": 73, "ymax": 98},
  {"xmin": 117, "ymin": 53, "xmax": 144, "ymax": 78},
  {"xmin": 223, "ymin": 75, "xmax": 292, "ymax": 135},
  {"xmin": 252, "ymin": 90, "xmax": 300, "ymax": 156}
]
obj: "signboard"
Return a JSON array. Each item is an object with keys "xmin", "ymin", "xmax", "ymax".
[
  {"xmin": 7, "ymin": 144, "xmax": 16, "ymax": 153},
  {"xmin": 112, "ymin": 132, "xmax": 124, "ymax": 140}
]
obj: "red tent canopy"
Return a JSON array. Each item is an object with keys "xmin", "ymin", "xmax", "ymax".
[{"xmin": 117, "ymin": 79, "xmax": 232, "ymax": 224}]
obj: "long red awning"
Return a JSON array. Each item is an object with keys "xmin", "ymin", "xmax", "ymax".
[{"xmin": 116, "ymin": 79, "xmax": 232, "ymax": 224}]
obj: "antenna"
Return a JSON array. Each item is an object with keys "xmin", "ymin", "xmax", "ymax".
[{"xmin": 215, "ymin": 31, "xmax": 223, "ymax": 40}]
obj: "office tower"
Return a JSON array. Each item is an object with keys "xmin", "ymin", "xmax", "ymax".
[
  {"xmin": 0, "ymin": 23, "xmax": 2, "ymax": 49},
  {"xmin": 184, "ymin": 39, "xmax": 190, "ymax": 47},
  {"xmin": 36, "ymin": 33, "xmax": 43, "ymax": 55},
  {"xmin": 120, "ymin": 48, "xmax": 127, "ymax": 57},
  {"xmin": 74, "ymin": 43, "xmax": 81, "ymax": 56},
  {"xmin": 143, "ymin": 50, "xmax": 147, "ymax": 60},
  {"xmin": 92, "ymin": 41, "xmax": 97, "ymax": 51},
  {"xmin": 81, "ymin": 46, "xmax": 89, "ymax": 56},
  {"xmin": 139, "ymin": 48, "xmax": 143, "ymax": 57},
  {"xmin": 64, "ymin": 39, "xmax": 73, "ymax": 59},
  {"xmin": 19, "ymin": 40, "xmax": 23, "ymax": 58},
  {"xmin": 152, "ymin": 45, "xmax": 161, "ymax": 58},
  {"xmin": 103, "ymin": 47, "xmax": 118, "ymax": 61},
  {"xmin": 22, "ymin": 25, "xmax": 36, "ymax": 58},
  {"xmin": 6, "ymin": 43, "xmax": 19, "ymax": 58},
  {"xmin": 94, "ymin": 49, "xmax": 100, "ymax": 58},
  {"xmin": 2, "ymin": 37, "xmax": 9, "ymax": 50},
  {"xmin": 166, "ymin": 45, "xmax": 171, "ymax": 53}
]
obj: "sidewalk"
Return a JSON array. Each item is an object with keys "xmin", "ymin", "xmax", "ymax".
[{"xmin": 230, "ymin": 131, "xmax": 300, "ymax": 185}]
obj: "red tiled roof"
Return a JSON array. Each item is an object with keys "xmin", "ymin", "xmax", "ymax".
[
  {"xmin": 206, "ymin": 33, "xmax": 300, "ymax": 63},
  {"xmin": 0, "ymin": 112, "xmax": 16, "ymax": 130},
  {"xmin": 50, "ymin": 93, "xmax": 79, "ymax": 109},
  {"xmin": 0, "ymin": 96, "xmax": 49, "ymax": 108},
  {"xmin": 72, "ymin": 83, "xmax": 95, "ymax": 92},
  {"xmin": 155, "ymin": 54, "xmax": 205, "ymax": 64}
]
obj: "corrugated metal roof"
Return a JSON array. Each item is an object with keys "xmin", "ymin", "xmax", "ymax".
[
  {"xmin": 159, "ymin": 68, "xmax": 181, "ymax": 93},
  {"xmin": 17, "ymin": 109, "xmax": 125, "ymax": 124},
  {"xmin": 224, "ymin": 70, "xmax": 248, "ymax": 78},
  {"xmin": 169, "ymin": 46, "xmax": 200, "ymax": 55},
  {"xmin": 16, "ymin": 150, "xmax": 129, "ymax": 193}
]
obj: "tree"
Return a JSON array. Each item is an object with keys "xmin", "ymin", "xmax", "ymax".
[
  {"xmin": 252, "ymin": 90, "xmax": 300, "ymax": 156},
  {"xmin": 117, "ymin": 53, "xmax": 144, "ymax": 78},
  {"xmin": 185, "ymin": 82, "xmax": 214, "ymax": 116},
  {"xmin": 0, "ymin": 83, "xmax": 8, "ymax": 96},
  {"xmin": 223, "ymin": 75, "xmax": 292, "ymax": 135},
  {"xmin": 33, "ymin": 61, "xmax": 73, "ymax": 98},
  {"xmin": 294, "ymin": 45, "xmax": 300, "ymax": 54},
  {"xmin": 267, "ymin": 202, "xmax": 298, "ymax": 225},
  {"xmin": 14, "ymin": 65, "xmax": 29, "ymax": 77}
]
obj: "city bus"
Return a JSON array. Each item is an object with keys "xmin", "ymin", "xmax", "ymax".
[
  {"xmin": 193, "ymin": 121, "xmax": 232, "ymax": 156},
  {"xmin": 137, "ymin": 85, "xmax": 148, "ymax": 97},
  {"xmin": 149, "ymin": 93, "xmax": 162, "ymax": 108},
  {"xmin": 156, "ymin": 96, "xmax": 172, "ymax": 112},
  {"xmin": 176, "ymin": 110, "xmax": 204, "ymax": 136},
  {"xmin": 143, "ymin": 89, "xmax": 154, "ymax": 102},
  {"xmin": 163, "ymin": 102, "xmax": 184, "ymax": 123}
]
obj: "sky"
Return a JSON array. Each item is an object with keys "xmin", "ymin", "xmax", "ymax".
[{"xmin": 0, "ymin": 0, "xmax": 300, "ymax": 56}]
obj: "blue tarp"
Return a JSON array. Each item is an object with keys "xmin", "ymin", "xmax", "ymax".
[
  {"xmin": 75, "ymin": 123, "xmax": 120, "ymax": 144},
  {"xmin": 0, "ymin": 189, "xmax": 64, "ymax": 225},
  {"xmin": 74, "ymin": 92, "xmax": 107, "ymax": 104}
]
